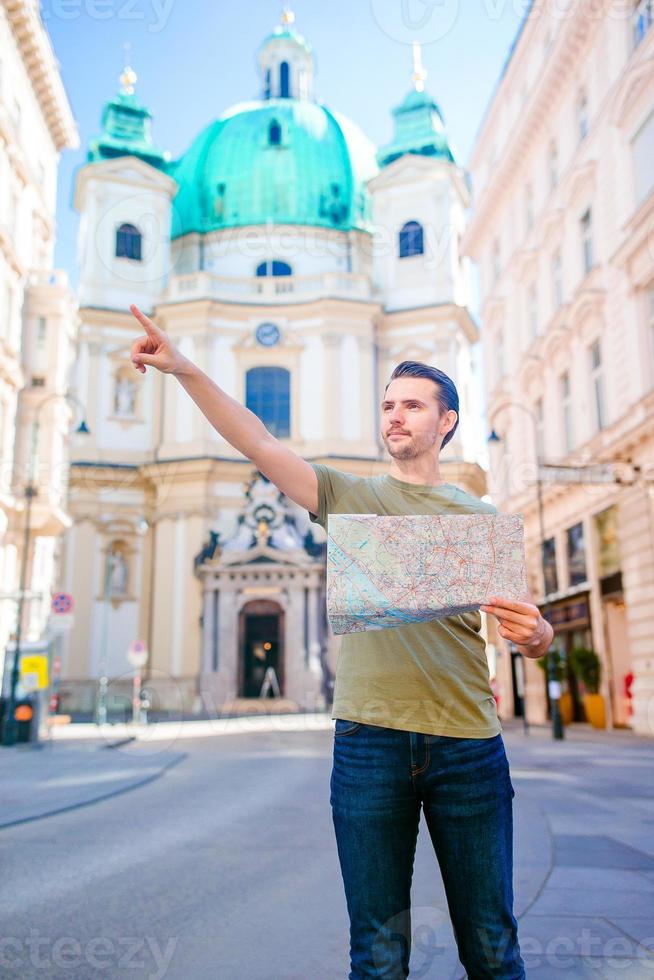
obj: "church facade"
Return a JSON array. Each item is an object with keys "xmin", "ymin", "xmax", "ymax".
[{"xmin": 60, "ymin": 10, "xmax": 492, "ymax": 719}]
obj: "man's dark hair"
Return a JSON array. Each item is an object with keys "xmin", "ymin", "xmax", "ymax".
[{"xmin": 384, "ymin": 360, "xmax": 459, "ymax": 449}]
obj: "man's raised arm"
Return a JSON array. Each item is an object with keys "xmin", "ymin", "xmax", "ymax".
[{"xmin": 129, "ymin": 304, "xmax": 318, "ymax": 515}]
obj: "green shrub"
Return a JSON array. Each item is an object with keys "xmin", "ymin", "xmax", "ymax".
[{"xmin": 569, "ymin": 646, "xmax": 601, "ymax": 694}]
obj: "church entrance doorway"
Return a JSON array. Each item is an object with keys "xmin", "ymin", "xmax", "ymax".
[{"xmin": 238, "ymin": 600, "xmax": 284, "ymax": 698}]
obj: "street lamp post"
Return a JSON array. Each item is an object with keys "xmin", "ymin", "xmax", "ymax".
[
  {"xmin": 1, "ymin": 392, "xmax": 90, "ymax": 747},
  {"xmin": 488, "ymin": 400, "xmax": 564, "ymax": 741}
]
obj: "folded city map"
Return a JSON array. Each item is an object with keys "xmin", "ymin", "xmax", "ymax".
[{"xmin": 327, "ymin": 513, "xmax": 528, "ymax": 634}]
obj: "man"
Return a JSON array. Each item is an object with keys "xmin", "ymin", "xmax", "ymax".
[{"xmin": 130, "ymin": 304, "xmax": 552, "ymax": 978}]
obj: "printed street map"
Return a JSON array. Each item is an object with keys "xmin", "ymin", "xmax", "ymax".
[{"xmin": 327, "ymin": 513, "xmax": 528, "ymax": 634}]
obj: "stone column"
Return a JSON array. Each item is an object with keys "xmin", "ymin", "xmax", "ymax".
[
  {"xmin": 323, "ymin": 332, "xmax": 342, "ymax": 441},
  {"xmin": 357, "ymin": 335, "xmax": 376, "ymax": 451},
  {"xmin": 220, "ymin": 586, "xmax": 239, "ymax": 702},
  {"xmin": 201, "ymin": 581, "xmax": 216, "ymax": 675}
]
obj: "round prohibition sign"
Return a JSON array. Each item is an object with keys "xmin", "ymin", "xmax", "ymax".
[{"xmin": 51, "ymin": 592, "xmax": 74, "ymax": 614}]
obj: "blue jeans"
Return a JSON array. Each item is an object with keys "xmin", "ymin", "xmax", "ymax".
[{"xmin": 330, "ymin": 720, "xmax": 526, "ymax": 979}]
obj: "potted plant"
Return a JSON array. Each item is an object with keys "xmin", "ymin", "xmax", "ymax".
[
  {"xmin": 569, "ymin": 646, "xmax": 605, "ymax": 729},
  {"xmin": 536, "ymin": 649, "xmax": 573, "ymax": 724}
]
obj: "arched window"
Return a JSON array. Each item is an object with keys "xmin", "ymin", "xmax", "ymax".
[
  {"xmin": 255, "ymin": 260, "xmax": 293, "ymax": 277},
  {"xmin": 398, "ymin": 221, "xmax": 424, "ymax": 258},
  {"xmin": 264, "ymin": 67, "xmax": 271, "ymax": 100},
  {"xmin": 246, "ymin": 367, "xmax": 290, "ymax": 438},
  {"xmin": 280, "ymin": 61, "xmax": 290, "ymax": 98},
  {"xmin": 116, "ymin": 223, "xmax": 142, "ymax": 261},
  {"xmin": 268, "ymin": 119, "xmax": 282, "ymax": 145}
]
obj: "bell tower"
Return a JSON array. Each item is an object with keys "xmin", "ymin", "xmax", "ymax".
[
  {"xmin": 72, "ymin": 63, "xmax": 177, "ymax": 311},
  {"xmin": 370, "ymin": 44, "xmax": 482, "ymax": 464}
]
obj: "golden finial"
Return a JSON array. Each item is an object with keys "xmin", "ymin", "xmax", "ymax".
[
  {"xmin": 120, "ymin": 66, "xmax": 137, "ymax": 94},
  {"xmin": 281, "ymin": 5, "xmax": 295, "ymax": 27},
  {"xmin": 411, "ymin": 41, "xmax": 427, "ymax": 93},
  {"xmin": 120, "ymin": 41, "xmax": 137, "ymax": 95},
  {"xmin": 257, "ymin": 518, "xmax": 270, "ymax": 546}
]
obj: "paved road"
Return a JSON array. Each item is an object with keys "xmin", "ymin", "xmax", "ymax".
[{"xmin": 0, "ymin": 721, "xmax": 652, "ymax": 978}]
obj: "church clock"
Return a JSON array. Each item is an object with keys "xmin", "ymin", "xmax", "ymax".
[{"xmin": 255, "ymin": 322, "xmax": 281, "ymax": 347}]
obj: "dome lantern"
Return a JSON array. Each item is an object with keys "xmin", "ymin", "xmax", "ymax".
[{"xmin": 257, "ymin": 5, "xmax": 314, "ymax": 101}]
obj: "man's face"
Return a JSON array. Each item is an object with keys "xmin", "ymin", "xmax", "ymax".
[{"xmin": 381, "ymin": 377, "xmax": 455, "ymax": 460}]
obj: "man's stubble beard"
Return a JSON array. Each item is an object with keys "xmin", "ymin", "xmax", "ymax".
[{"xmin": 383, "ymin": 429, "xmax": 439, "ymax": 460}]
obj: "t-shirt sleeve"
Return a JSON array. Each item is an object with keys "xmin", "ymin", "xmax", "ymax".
[{"xmin": 307, "ymin": 462, "xmax": 362, "ymax": 529}]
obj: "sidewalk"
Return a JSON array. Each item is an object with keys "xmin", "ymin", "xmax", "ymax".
[
  {"xmin": 500, "ymin": 718, "xmax": 654, "ymax": 978},
  {"xmin": 500, "ymin": 716, "xmax": 654, "ymax": 744},
  {"xmin": 42, "ymin": 710, "xmax": 337, "ymax": 742}
]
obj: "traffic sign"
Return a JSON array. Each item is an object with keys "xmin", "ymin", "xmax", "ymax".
[
  {"xmin": 48, "ymin": 613, "xmax": 74, "ymax": 634},
  {"xmin": 51, "ymin": 592, "xmax": 74, "ymax": 614},
  {"xmin": 20, "ymin": 654, "xmax": 49, "ymax": 690},
  {"xmin": 537, "ymin": 463, "xmax": 620, "ymax": 485},
  {"xmin": 127, "ymin": 640, "xmax": 148, "ymax": 668}
]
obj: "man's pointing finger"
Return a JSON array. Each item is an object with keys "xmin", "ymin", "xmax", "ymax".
[{"xmin": 130, "ymin": 304, "xmax": 161, "ymax": 337}]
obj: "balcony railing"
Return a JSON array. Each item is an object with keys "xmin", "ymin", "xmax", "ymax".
[{"xmin": 162, "ymin": 271, "xmax": 373, "ymax": 305}]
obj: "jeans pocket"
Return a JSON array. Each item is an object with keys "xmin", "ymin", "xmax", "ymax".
[{"xmin": 334, "ymin": 718, "xmax": 362, "ymax": 737}]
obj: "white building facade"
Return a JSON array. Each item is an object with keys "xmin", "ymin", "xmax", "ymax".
[
  {"xmin": 62, "ymin": 10, "xmax": 492, "ymax": 719},
  {"xmin": 0, "ymin": 2, "xmax": 79, "ymax": 704},
  {"xmin": 464, "ymin": 1, "xmax": 654, "ymax": 735}
]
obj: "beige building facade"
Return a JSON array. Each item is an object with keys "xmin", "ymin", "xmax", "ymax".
[
  {"xmin": 0, "ymin": 2, "xmax": 79, "ymax": 704},
  {"xmin": 463, "ymin": 1, "xmax": 654, "ymax": 735}
]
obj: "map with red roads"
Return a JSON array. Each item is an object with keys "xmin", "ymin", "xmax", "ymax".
[{"xmin": 327, "ymin": 513, "xmax": 528, "ymax": 634}]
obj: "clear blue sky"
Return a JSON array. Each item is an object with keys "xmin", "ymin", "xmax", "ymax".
[{"xmin": 45, "ymin": 1, "xmax": 526, "ymax": 291}]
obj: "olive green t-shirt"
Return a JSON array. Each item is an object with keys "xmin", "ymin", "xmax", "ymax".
[{"xmin": 308, "ymin": 463, "xmax": 502, "ymax": 738}]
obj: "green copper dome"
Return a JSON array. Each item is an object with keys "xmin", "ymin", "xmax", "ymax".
[{"xmin": 167, "ymin": 98, "xmax": 378, "ymax": 239}]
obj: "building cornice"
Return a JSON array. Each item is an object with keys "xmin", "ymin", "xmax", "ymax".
[
  {"xmin": 608, "ymin": 27, "xmax": 654, "ymax": 127},
  {"xmin": 154, "ymin": 295, "xmax": 384, "ymax": 320},
  {"xmin": 73, "ymin": 154, "xmax": 178, "ymax": 213},
  {"xmin": 465, "ymin": 0, "xmax": 610, "ymax": 255},
  {"xmin": 368, "ymin": 154, "xmax": 470, "ymax": 207},
  {"xmin": 380, "ymin": 302, "xmax": 479, "ymax": 344},
  {"xmin": 4, "ymin": 0, "xmax": 79, "ymax": 152}
]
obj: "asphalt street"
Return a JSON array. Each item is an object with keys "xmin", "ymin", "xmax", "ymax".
[{"xmin": 0, "ymin": 720, "xmax": 653, "ymax": 979}]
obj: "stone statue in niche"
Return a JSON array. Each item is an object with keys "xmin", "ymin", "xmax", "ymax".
[
  {"xmin": 114, "ymin": 373, "xmax": 136, "ymax": 417},
  {"xmin": 106, "ymin": 546, "xmax": 128, "ymax": 597}
]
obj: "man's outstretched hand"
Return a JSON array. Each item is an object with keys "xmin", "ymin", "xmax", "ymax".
[
  {"xmin": 480, "ymin": 596, "xmax": 554, "ymax": 659},
  {"xmin": 129, "ymin": 304, "xmax": 187, "ymax": 375}
]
